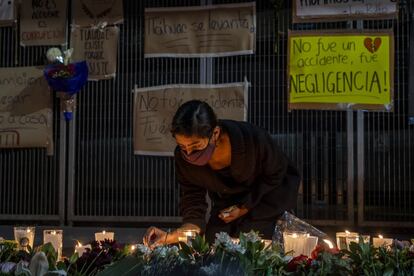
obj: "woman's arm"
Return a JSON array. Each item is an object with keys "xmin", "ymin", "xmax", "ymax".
[{"xmin": 176, "ymin": 152, "xmax": 208, "ymax": 233}]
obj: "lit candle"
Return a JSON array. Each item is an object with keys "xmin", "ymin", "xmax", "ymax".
[
  {"xmin": 304, "ymin": 235, "xmax": 318, "ymax": 257},
  {"xmin": 373, "ymin": 235, "xmax": 393, "ymax": 248},
  {"xmin": 95, "ymin": 230, "xmax": 114, "ymax": 242},
  {"xmin": 263, "ymin": 239, "xmax": 273, "ymax": 248},
  {"xmin": 283, "ymin": 232, "xmax": 308, "ymax": 256},
  {"xmin": 74, "ymin": 242, "xmax": 91, "ymax": 257},
  {"xmin": 43, "ymin": 230, "xmax": 63, "ymax": 260},
  {"xmin": 323, "ymin": 239, "xmax": 335, "ymax": 249},
  {"xmin": 177, "ymin": 230, "xmax": 198, "ymax": 243},
  {"xmin": 336, "ymin": 230, "xmax": 358, "ymax": 250},
  {"xmin": 14, "ymin": 227, "xmax": 35, "ymax": 251}
]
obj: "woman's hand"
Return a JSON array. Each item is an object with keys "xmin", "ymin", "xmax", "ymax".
[
  {"xmin": 143, "ymin": 227, "xmax": 170, "ymax": 249},
  {"xmin": 218, "ymin": 205, "xmax": 249, "ymax": 223},
  {"xmin": 143, "ymin": 224, "xmax": 200, "ymax": 248}
]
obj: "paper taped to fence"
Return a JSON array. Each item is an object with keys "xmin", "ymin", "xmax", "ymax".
[
  {"xmin": 0, "ymin": 67, "xmax": 53, "ymax": 151},
  {"xmin": 72, "ymin": 0, "xmax": 124, "ymax": 27},
  {"xmin": 293, "ymin": 0, "xmax": 398, "ymax": 23},
  {"xmin": 288, "ymin": 30, "xmax": 394, "ymax": 111},
  {"xmin": 0, "ymin": 0, "xmax": 15, "ymax": 26},
  {"xmin": 71, "ymin": 26, "xmax": 119, "ymax": 80},
  {"xmin": 133, "ymin": 82, "xmax": 248, "ymax": 156},
  {"xmin": 144, "ymin": 2, "xmax": 256, "ymax": 57},
  {"xmin": 20, "ymin": 0, "xmax": 67, "ymax": 46}
]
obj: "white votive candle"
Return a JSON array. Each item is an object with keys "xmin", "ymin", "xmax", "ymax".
[
  {"xmin": 14, "ymin": 227, "xmax": 35, "ymax": 251},
  {"xmin": 177, "ymin": 229, "xmax": 198, "ymax": 244},
  {"xmin": 283, "ymin": 232, "xmax": 308, "ymax": 256},
  {"xmin": 43, "ymin": 230, "xmax": 63, "ymax": 260},
  {"xmin": 373, "ymin": 235, "xmax": 393, "ymax": 248},
  {"xmin": 336, "ymin": 231, "xmax": 358, "ymax": 250},
  {"xmin": 95, "ymin": 230, "xmax": 114, "ymax": 242}
]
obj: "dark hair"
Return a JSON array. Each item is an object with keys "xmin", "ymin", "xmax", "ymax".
[{"xmin": 171, "ymin": 100, "xmax": 217, "ymax": 138}]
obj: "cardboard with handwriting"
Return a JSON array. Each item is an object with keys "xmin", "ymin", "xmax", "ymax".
[
  {"xmin": 0, "ymin": 67, "xmax": 53, "ymax": 152},
  {"xmin": 145, "ymin": 2, "xmax": 256, "ymax": 57},
  {"xmin": 133, "ymin": 82, "xmax": 248, "ymax": 155}
]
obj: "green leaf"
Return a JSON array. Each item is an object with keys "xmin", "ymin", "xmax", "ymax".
[
  {"xmin": 68, "ymin": 252, "xmax": 79, "ymax": 265},
  {"xmin": 95, "ymin": 256, "xmax": 142, "ymax": 276}
]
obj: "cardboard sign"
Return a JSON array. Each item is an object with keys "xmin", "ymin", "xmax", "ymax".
[
  {"xmin": 144, "ymin": 2, "xmax": 256, "ymax": 57},
  {"xmin": 72, "ymin": 0, "xmax": 124, "ymax": 27},
  {"xmin": 288, "ymin": 30, "xmax": 394, "ymax": 111},
  {"xmin": 133, "ymin": 82, "xmax": 248, "ymax": 156},
  {"xmin": 293, "ymin": 0, "xmax": 398, "ymax": 23},
  {"xmin": 71, "ymin": 26, "xmax": 119, "ymax": 80},
  {"xmin": 0, "ymin": 67, "xmax": 53, "ymax": 152},
  {"xmin": 0, "ymin": 0, "xmax": 15, "ymax": 26},
  {"xmin": 20, "ymin": 0, "xmax": 67, "ymax": 46}
]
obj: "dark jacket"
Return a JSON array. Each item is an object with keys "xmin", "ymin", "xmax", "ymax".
[{"xmin": 174, "ymin": 120, "xmax": 301, "ymax": 232}]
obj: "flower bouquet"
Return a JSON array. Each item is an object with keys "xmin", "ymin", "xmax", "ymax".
[{"xmin": 43, "ymin": 48, "xmax": 88, "ymax": 121}]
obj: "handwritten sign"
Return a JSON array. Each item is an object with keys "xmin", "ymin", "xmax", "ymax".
[
  {"xmin": 288, "ymin": 30, "xmax": 394, "ymax": 111},
  {"xmin": 293, "ymin": 0, "xmax": 398, "ymax": 23},
  {"xmin": 0, "ymin": 0, "xmax": 15, "ymax": 26},
  {"xmin": 72, "ymin": 0, "xmax": 124, "ymax": 27},
  {"xmin": 71, "ymin": 26, "xmax": 119, "ymax": 80},
  {"xmin": 144, "ymin": 2, "xmax": 256, "ymax": 57},
  {"xmin": 20, "ymin": 0, "xmax": 67, "ymax": 46},
  {"xmin": 133, "ymin": 82, "xmax": 248, "ymax": 156},
  {"xmin": 0, "ymin": 67, "xmax": 53, "ymax": 152}
]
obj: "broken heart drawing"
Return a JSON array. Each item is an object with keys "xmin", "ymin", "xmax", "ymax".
[{"xmin": 364, "ymin": 37, "xmax": 382, "ymax": 53}]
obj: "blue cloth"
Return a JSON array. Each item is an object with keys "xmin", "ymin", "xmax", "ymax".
[{"xmin": 44, "ymin": 61, "xmax": 88, "ymax": 95}]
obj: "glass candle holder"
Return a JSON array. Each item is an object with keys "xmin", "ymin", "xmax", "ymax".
[
  {"xmin": 43, "ymin": 230, "xmax": 63, "ymax": 260},
  {"xmin": 177, "ymin": 229, "xmax": 198, "ymax": 244},
  {"xmin": 95, "ymin": 230, "xmax": 114, "ymax": 242},
  {"xmin": 14, "ymin": 226, "xmax": 35, "ymax": 251},
  {"xmin": 303, "ymin": 235, "xmax": 318, "ymax": 257},
  {"xmin": 373, "ymin": 235, "xmax": 393, "ymax": 248},
  {"xmin": 336, "ymin": 231, "xmax": 358, "ymax": 250},
  {"xmin": 283, "ymin": 231, "xmax": 308, "ymax": 256}
]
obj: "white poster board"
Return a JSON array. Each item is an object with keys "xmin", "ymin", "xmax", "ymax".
[{"xmin": 293, "ymin": 0, "xmax": 398, "ymax": 23}]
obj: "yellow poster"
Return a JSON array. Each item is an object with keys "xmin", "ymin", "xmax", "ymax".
[{"xmin": 288, "ymin": 30, "xmax": 394, "ymax": 111}]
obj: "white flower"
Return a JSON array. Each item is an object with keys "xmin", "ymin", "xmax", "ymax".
[
  {"xmin": 213, "ymin": 232, "xmax": 246, "ymax": 254},
  {"xmin": 243, "ymin": 230, "xmax": 262, "ymax": 243},
  {"xmin": 153, "ymin": 245, "xmax": 168, "ymax": 258},
  {"xmin": 199, "ymin": 263, "xmax": 220, "ymax": 275},
  {"xmin": 136, "ymin": 244, "xmax": 151, "ymax": 256},
  {"xmin": 166, "ymin": 245, "xmax": 179, "ymax": 256},
  {"xmin": 213, "ymin": 232, "xmax": 232, "ymax": 247}
]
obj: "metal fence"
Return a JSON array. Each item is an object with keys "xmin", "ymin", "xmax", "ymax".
[{"xmin": 0, "ymin": 0, "xmax": 413, "ymax": 228}]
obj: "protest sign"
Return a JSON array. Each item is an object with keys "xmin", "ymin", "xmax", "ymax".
[
  {"xmin": 71, "ymin": 26, "xmax": 119, "ymax": 80},
  {"xmin": 0, "ymin": 0, "xmax": 15, "ymax": 26},
  {"xmin": 72, "ymin": 0, "xmax": 123, "ymax": 27},
  {"xmin": 133, "ymin": 82, "xmax": 248, "ymax": 155},
  {"xmin": 288, "ymin": 30, "xmax": 394, "ymax": 111},
  {"xmin": 145, "ymin": 2, "xmax": 256, "ymax": 57},
  {"xmin": 293, "ymin": 0, "xmax": 398, "ymax": 23},
  {"xmin": 20, "ymin": 0, "xmax": 67, "ymax": 46},
  {"xmin": 0, "ymin": 67, "xmax": 53, "ymax": 153}
]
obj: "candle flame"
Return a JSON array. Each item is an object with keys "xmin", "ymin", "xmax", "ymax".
[
  {"xmin": 131, "ymin": 245, "xmax": 136, "ymax": 251},
  {"xmin": 77, "ymin": 242, "xmax": 82, "ymax": 247},
  {"xmin": 323, "ymin": 239, "xmax": 334, "ymax": 249},
  {"xmin": 52, "ymin": 230, "xmax": 56, "ymax": 235},
  {"xmin": 378, "ymin": 235, "xmax": 383, "ymax": 239},
  {"xmin": 102, "ymin": 230, "xmax": 106, "ymax": 234},
  {"xmin": 292, "ymin": 233, "xmax": 298, "ymax": 238},
  {"xmin": 345, "ymin": 230, "xmax": 350, "ymax": 235},
  {"xmin": 26, "ymin": 229, "xmax": 31, "ymax": 233}
]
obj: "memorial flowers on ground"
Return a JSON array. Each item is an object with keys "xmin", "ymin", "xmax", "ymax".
[{"xmin": 1, "ymin": 232, "xmax": 414, "ymax": 275}]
